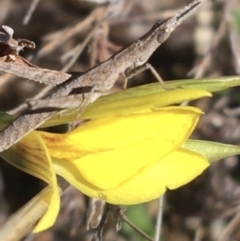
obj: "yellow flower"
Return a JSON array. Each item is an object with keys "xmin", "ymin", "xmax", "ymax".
[
  {"xmin": 1, "ymin": 88, "xmax": 211, "ymax": 232},
  {"xmin": 41, "ymin": 106, "xmax": 209, "ymax": 205}
]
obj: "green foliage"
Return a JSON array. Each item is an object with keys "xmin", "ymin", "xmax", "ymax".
[{"xmin": 121, "ymin": 204, "xmax": 155, "ymax": 241}]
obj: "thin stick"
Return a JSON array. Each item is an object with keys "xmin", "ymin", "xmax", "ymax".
[
  {"xmin": 218, "ymin": 206, "xmax": 240, "ymax": 241},
  {"xmin": 23, "ymin": 0, "xmax": 41, "ymax": 25},
  {"xmin": 37, "ymin": 7, "xmax": 106, "ymax": 59},
  {"xmin": 61, "ymin": 25, "xmax": 99, "ymax": 72},
  {"xmin": 154, "ymin": 195, "xmax": 164, "ymax": 241},
  {"xmin": 119, "ymin": 209, "xmax": 153, "ymax": 241}
]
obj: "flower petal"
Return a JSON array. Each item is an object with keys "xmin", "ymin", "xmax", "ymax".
[
  {"xmin": 81, "ymin": 88, "xmax": 211, "ymax": 120},
  {"xmin": 41, "ymin": 106, "xmax": 202, "ymax": 160},
  {"xmin": 1, "ymin": 132, "xmax": 60, "ymax": 232},
  {"xmin": 43, "ymin": 87, "xmax": 211, "ymax": 128},
  {"xmin": 43, "ymin": 106, "xmax": 202, "ymax": 189},
  {"xmin": 53, "ymin": 148, "xmax": 209, "ymax": 204}
]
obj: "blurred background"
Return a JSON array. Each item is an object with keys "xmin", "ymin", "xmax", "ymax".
[{"xmin": 1, "ymin": 0, "xmax": 240, "ymax": 240}]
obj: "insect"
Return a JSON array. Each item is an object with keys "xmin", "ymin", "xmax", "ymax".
[{"xmin": 0, "ymin": 0, "xmax": 205, "ymax": 152}]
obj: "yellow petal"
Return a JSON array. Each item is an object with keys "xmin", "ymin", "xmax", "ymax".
[
  {"xmin": 53, "ymin": 148, "xmax": 209, "ymax": 204},
  {"xmin": 1, "ymin": 132, "xmax": 60, "ymax": 233},
  {"xmin": 81, "ymin": 88, "xmax": 211, "ymax": 120},
  {"xmin": 41, "ymin": 106, "xmax": 202, "ymax": 161},
  {"xmin": 42, "ymin": 106, "xmax": 202, "ymax": 189},
  {"xmin": 71, "ymin": 131, "xmax": 177, "ymax": 189}
]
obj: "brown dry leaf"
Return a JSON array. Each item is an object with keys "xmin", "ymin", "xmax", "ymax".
[{"xmin": 0, "ymin": 25, "xmax": 36, "ymax": 67}]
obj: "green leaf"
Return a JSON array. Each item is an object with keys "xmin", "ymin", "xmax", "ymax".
[
  {"xmin": 183, "ymin": 139, "xmax": 240, "ymax": 163},
  {"xmin": 0, "ymin": 111, "xmax": 15, "ymax": 129},
  {"xmin": 122, "ymin": 204, "xmax": 154, "ymax": 241}
]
